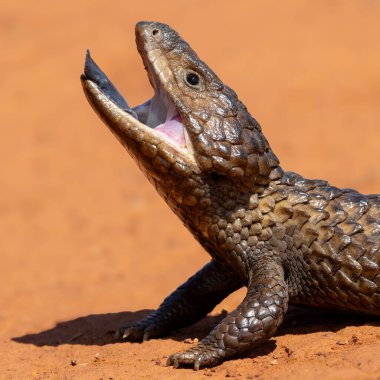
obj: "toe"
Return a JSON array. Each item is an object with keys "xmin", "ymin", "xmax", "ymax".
[
  {"xmin": 117, "ymin": 325, "xmax": 145, "ymax": 342},
  {"xmin": 167, "ymin": 350, "xmax": 201, "ymax": 369},
  {"xmin": 167, "ymin": 345, "xmax": 223, "ymax": 369}
]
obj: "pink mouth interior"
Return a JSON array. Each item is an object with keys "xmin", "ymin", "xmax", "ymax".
[{"xmin": 155, "ymin": 115, "xmax": 186, "ymax": 147}]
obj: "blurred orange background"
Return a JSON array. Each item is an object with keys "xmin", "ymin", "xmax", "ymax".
[{"xmin": 1, "ymin": 1, "xmax": 380, "ymax": 379}]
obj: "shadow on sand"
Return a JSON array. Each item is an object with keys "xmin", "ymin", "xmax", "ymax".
[{"xmin": 13, "ymin": 305, "xmax": 379, "ymax": 359}]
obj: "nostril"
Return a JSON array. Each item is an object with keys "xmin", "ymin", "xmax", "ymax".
[{"xmin": 152, "ymin": 29, "xmax": 159, "ymax": 36}]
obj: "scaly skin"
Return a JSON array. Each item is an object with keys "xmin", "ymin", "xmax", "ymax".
[{"xmin": 81, "ymin": 21, "xmax": 380, "ymax": 369}]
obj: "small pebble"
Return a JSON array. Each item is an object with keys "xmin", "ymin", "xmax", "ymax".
[
  {"xmin": 226, "ymin": 368, "xmax": 241, "ymax": 377},
  {"xmin": 70, "ymin": 359, "xmax": 77, "ymax": 366},
  {"xmin": 350, "ymin": 335, "xmax": 359, "ymax": 344},
  {"xmin": 336, "ymin": 340, "xmax": 348, "ymax": 345},
  {"xmin": 184, "ymin": 337, "xmax": 199, "ymax": 344},
  {"xmin": 270, "ymin": 359, "xmax": 278, "ymax": 365},
  {"xmin": 283, "ymin": 345, "xmax": 294, "ymax": 357}
]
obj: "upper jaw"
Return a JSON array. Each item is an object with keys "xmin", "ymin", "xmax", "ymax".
[{"xmin": 80, "ymin": 23, "xmax": 196, "ymax": 167}]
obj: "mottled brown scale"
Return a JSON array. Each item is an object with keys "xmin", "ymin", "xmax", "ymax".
[{"xmin": 81, "ymin": 21, "xmax": 380, "ymax": 370}]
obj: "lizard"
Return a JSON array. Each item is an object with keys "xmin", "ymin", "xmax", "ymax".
[{"xmin": 80, "ymin": 21, "xmax": 380, "ymax": 370}]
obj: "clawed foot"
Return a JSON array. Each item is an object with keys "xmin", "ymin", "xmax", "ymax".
[
  {"xmin": 115, "ymin": 324, "xmax": 147, "ymax": 341},
  {"xmin": 167, "ymin": 344, "xmax": 223, "ymax": 370},
  {"xmin": 115, "ymin": 320, "xmax": 167, "ymax": 342}
]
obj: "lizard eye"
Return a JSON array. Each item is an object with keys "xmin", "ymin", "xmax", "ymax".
[{"xmin": 185, "ymin": 71, "xmax": 201, "ymax": 88}]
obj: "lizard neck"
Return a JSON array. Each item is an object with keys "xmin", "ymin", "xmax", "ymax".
[{"xmin": 153, "ymin": 164, "xmax": 285, "ymax": 274}]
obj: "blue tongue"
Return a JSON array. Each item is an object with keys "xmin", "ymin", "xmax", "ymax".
[{"xmin": 82, "ymin": 50, "xmax": 138, "ymax": 119}]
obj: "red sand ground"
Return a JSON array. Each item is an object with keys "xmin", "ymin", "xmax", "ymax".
[{"xmin": 1, "ymin": 1, "xmax": 380, "ymax": 379}]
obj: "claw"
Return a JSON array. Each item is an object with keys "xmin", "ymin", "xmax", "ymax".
[
  {"xmin": 142, "ymin": 331, "xmax": 151, "ymax": 341},
  {"xmin": 122, "ymin": 330, "xmax": 131, "ymax": 339},
  {"xmin": 166, "ymin": 352, "xmax": 204, "ymax": 370}
]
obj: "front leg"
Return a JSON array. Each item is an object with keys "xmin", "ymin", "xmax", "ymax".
[
  {"xmin": 117, "ymin": 259, "xmax": 242, "ymax": 341},
  {"xmin": 167, "ymin": 259, "xmax": 288, "ymax": 370}
]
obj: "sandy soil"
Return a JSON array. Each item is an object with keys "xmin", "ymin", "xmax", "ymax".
[{"xmin": 1, "ymin": 1, "xmax": 380, "ymax": 379}]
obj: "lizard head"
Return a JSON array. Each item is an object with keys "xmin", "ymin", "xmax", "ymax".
[{"xmin": 81, "ymin": 22, "xmax": 281, "ymax": 205}]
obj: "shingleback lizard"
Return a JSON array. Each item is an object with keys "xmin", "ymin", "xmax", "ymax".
[{"xmin": 81, "ymin": 21, "xmax": 380, "ymax": 369}]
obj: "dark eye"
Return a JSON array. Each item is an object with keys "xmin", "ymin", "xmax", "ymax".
[{"xmin": 186, "ymin": 72, "xmax": 200, "ymax": 87}]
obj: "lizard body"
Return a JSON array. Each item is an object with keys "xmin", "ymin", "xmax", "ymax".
[{"xmin": 81, "ymin": 21, "xmax": 380, "ymax": 369}]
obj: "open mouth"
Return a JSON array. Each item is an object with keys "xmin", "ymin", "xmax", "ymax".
[{"xmin": 81, "ymin": 50, "xmax": 188, "ymax": 149}]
